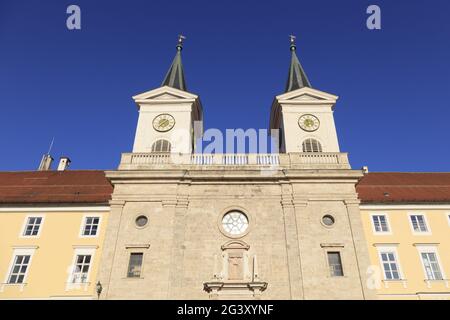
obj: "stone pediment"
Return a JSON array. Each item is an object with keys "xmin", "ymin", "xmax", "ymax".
[
  {"xmin": 132, "ymin": 86, "xmax": 199, "ymax": 104},
  {"xmin": 292, "ymin": 94, "xmax": 324, "ymax": 101},
  {"xmin": 275, "ymin": 87, "xmax": 338, "ymax": 104},
  {"xmin": 132, "ymin": 86, "xmax": 203, "ymax": 116},
  {"xmin": 221, "ymin": 240, "xmax": 250, "ymax": 251}
]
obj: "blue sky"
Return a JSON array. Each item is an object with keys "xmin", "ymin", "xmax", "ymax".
[{"xmin": 0, "ymin": 0, "xmax": 449, "ymax": 171}]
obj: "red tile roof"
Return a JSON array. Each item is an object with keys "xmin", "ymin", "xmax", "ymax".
[
  {"xmin": 1, "ymin": 171, "xmax": 449, "ymax": 205},
  {"xmin": 357, "ymin": 172, "xmax": 450, "ymax": 204},
  {"xmin": 0, "ymin": 171, "xmax": 112, "ymax": 204}
]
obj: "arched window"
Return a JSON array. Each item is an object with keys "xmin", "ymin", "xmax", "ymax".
[
  {"xmin": 151, "ymin": 139, "xmax": 171, "ymax": 153},
  {"xmin": 302, "ymin": 138, "xmax": 322, "ymax": 153}
]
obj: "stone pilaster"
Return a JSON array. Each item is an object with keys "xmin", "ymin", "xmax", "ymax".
[
  {"xmin": 292, "ymin": 198, "xmax": 308, "ymax": 299},
  {"xmin": 167, "ymin": 183, "xmax": 190, "ymax": 299},
  {"xmin": 345, "ymin": 199, "xmax": 378, "ymax": 300},
  {"xmin": 97, "ymin": 199, "xmax": 125, "ymax": 300},
  {"xmin": 280, "ymin": 184, "xmax": 304, "ymax": 299}
]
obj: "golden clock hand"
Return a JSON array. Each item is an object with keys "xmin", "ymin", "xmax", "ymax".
[{"xmin": 160, "ymin": 119, "xmax": 170, "ymax": 127}]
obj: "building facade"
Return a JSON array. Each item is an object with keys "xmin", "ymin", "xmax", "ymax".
[
  {"xmin": 0, "ymin": 40, "xmax": 449, "ymax": 300},
  {"xmin": 0, "ymin": 171, "xmax": 112, "ymax": 299},
  {"xmin": 358, "ymin": 172, "xmax": 450, "ymax": 300},
  {"xmin": 95, "ymin": 38, "xmax": 376, "ymax": 300}
]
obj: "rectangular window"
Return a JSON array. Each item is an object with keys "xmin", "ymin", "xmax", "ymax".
[
  {"xmin": 127, "ymin": 253, "xmax": 144, "ymax": 278},
  {"xmin": 380, "ymin": 252, "xmax": 401, "ymax": 280},
  {"xmin": 82, "ymin": 217, "xmax": 100, "ymax": 236},
  {"xmin": 372, "ymin": 215, "xmax": 389, "ymax": 233},
  {"xmin": 421, "ymin": 252, "xmax": 443, "ymax": 280},
  {"xmin": 71, "ymin": 255, "xmax": 92, "ymax": 283},
  {"xmin": 410, "ymin": 215, "xmax": 428, "ymax": 233},
  {"xmin": 8, "ymin": 255, "xmax": 31, "ymax": 284},
  {"xmin": 327, "ymin": 252, "xmax": 344, "ymax": 277},
  {"xmin": 23, "ymin": 217, "xmax": 42, "ymax": 236}
]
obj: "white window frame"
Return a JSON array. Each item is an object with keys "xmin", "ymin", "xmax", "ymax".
[
  {"xmin": 415, "ymin": 245, "xmax": 447, "ymax": 288},
  {"xmin": 373, "ymin": 244, "xmax": 407, "ymax": 288},
  {"xmin": 20, "ymin": 215, "xmax": 45, "ymax": 238},
  {"xmin": 66, "ymin": 247, "xmax": 96, "ymax": 291},
  {"xmin": 408, "ymin": 213, "xmax": 431, "ymax": 235},
  {"xmin": 79, "ymin": 215, "xmax": 102, "ymax": 238},
  {"xmin": 370, "ymin": 213, "xmax": 391, "ymax": 235},
  {"xmin": 1, "ymin": 247, "xmax": 37, "ymax": 292},
  {"xmin": 376, "ymin": 246, "xmax": 404, "ymax": 280}
]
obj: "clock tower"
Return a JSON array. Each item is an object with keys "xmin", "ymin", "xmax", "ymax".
[
  {"xmin": 99, "ymin": 36, "xmax": 376, "ymax": 301},
  {"xmin": 132, "ymin": 36, "xmax": 203, "ymax": 154},
  {"xmin": 270, "ymin": 37, "xmax": 340, "ymax": 153}
]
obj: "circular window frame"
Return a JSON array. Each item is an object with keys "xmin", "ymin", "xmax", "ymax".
[
  {"xmin": 217, "ymin": 206, "xmax": 252, "ymax": 239},
  {"xmin": 134, "ymin": 214, "xmax": 149, "ymax": 229},
  {"xmin": 321, "ymin": 214, "xmax": 336, "ymax": 228}
]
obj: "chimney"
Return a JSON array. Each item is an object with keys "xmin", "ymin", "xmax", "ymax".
[
  {"xmin": 57, "ymin": 157, "xmax": 71, "ymax": 171},
  {"xmin": 362, "ymin": 166, "xmax": 369, "ymax": 174},
  {"xmin": 38, "ymin": 154, "xmax": 53, "ymax": 171}
]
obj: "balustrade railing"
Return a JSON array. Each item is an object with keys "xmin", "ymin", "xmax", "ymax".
[{"xmin": 120, "ymin": 152, "xmax": 349, "ymax": 168}]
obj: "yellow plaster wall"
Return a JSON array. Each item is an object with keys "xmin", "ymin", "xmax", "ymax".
[
  {"xmin": 0, "ymin": 208, "xmax": 108, "ymax": 299},
  {"xmin": 361, "ymin": 207, "xmax": 450, "ymax": 299}
]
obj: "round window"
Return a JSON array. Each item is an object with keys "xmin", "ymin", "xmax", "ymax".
[
  {"xmin": 322, "ymin": 215, "xmax": 335, "ymax": 227},
  {"xmin": 135, "ymin": 215, "xmax": 148, "ymax": 228},
  {"xmin": 222, "ymin": 211, "xmax": 249, "ymax": 235}
]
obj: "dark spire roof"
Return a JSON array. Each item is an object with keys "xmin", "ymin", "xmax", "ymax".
[
  {"xmin": 285, "ymin": 35, "xmax": 311, "ymax": 92},
  {"xmin": 161, "ymin": 35, "xmax": 187, "ymax": 91}
]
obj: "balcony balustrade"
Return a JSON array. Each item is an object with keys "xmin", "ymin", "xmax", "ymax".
[{"xmin": 118, "ymin": 152, "xmax": 350, "ymax": 170}]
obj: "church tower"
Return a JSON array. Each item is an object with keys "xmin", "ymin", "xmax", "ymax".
[
  {"xmin": 270, "ymin": 36, "xmax": 340, "ymax": 153},
  {"xmin": 99, "ymin": 37, "xmax": 376, "ymax": 301},
  {"xmin": 132, "ymin": 36, "xmax": 203, "ymax": 154}
]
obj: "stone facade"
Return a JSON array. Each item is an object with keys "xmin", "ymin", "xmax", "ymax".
[
  {"xmin": 1, "ymin": 39, "xmax": 449, "ymax": 301},
  {"xmin": 98, "ymin": 158, "xmax": 377, "ymax": 300},
  {"xmin": 97, "ymin": 41, "xmax": 377, "ymax": 300}
]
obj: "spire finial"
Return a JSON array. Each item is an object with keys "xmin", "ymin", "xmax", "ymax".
[
  {"xmin": 176, "ymin": 34, "xmax": 186, "ymax": 51},
  {"xmin": 162, "ymin": 35, "xmax": 188, "ymax": 91},
  {"xmin": 289, "ymin": 34, "xmax": 296, "ymax": 51},
  {"xmin": 285, "ymin": 35, "xmax": 311, "ymax": 92}
]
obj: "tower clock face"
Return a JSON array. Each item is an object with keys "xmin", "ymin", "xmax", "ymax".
[
  {"xmin": 298, "ymin": 114, "xmax": 320, "ymax": 132},
  {"xmin": 152, "ymin": 114, "xmax": 175, "ymax": 132}
]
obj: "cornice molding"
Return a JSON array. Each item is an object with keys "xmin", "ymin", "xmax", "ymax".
[
  {"xmin": 360, "ymin": 204, "xmax": 450, "ymax": 210},
  {"xmin": 106, "ymin": 169, "xmax": 363, "ymax": 184},
  {"xmin": 344, "ymin": 199, "xmax": 361, "ymax": 206}
]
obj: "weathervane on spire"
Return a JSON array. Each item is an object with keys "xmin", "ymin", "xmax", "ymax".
[
  {"xmin": 176, "ymin": 34, "xmax": 186, "ymax": 51},
  {"xmin": 289, "ymin": 34, "xmax": 297, "ymax": 51}
]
